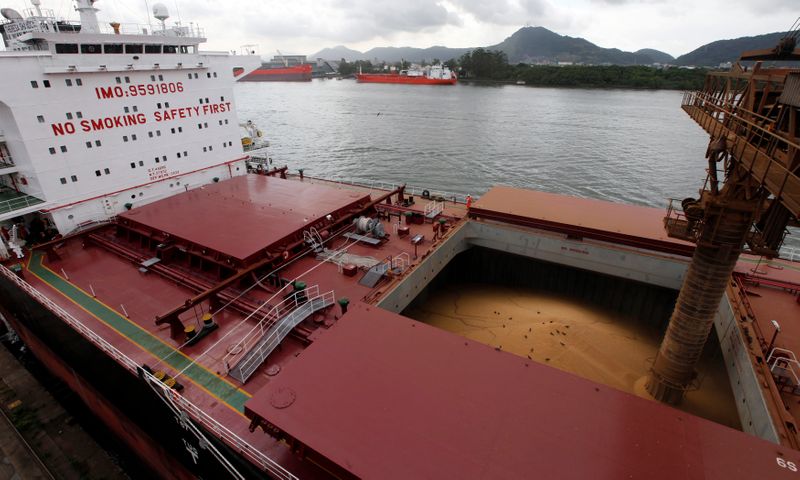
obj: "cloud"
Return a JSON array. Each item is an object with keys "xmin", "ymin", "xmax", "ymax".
[{"xmin": 451, "ymin": 0, "xmax": 551, "ymax": 25}]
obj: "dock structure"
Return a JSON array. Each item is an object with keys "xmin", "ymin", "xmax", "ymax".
[{"xmin": 647, "ymin": 36, "xmax": 800, "ymax": 407}]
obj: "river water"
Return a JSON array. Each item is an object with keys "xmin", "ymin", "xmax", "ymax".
[
  {"xmin": 235, "ymin": 80, "xmax": 709, "ymax": 207},
  {"xmin": 235, "ymin": 79, "xmax": 798, "ymax": 250}
]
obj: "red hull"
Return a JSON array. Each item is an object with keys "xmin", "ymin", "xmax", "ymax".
[
  {"xmin": 356, "ymin": 73, "xmax": 457, "ymax": 85},
  {"xmin": 239, "ymin": 64, "xmax": 312, "ymax": 82},
  {"xmin": 0, "ymin": 305, "xmax": 194, "ymax": 480}
]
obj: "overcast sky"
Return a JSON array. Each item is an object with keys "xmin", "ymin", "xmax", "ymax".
[{"xmin": 5, "ymin": 0, "xmax": 797, "ymax": 57}]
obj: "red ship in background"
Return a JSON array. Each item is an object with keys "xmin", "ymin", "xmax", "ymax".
[
  {"xmin": 357, "ymin": 64, "xmax": 457, "ymax": 85},
  {"xmin": 237, "ymin": 52, "xmax": 313, "ymax": 82}
]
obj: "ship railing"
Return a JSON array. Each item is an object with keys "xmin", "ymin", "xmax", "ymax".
[
  {"xmin": 767, "ymin": 348, "xmax": 800, "ymax": 392},
  {"xmin": 781, "ymin": 246, "xmax": 800, "ymax": 263},
  {"xmin": 232, "ymin": 289, "xmax": 335, "ymax": 383},
  {"xmin": 0, "ymin": 192, "xmax": 47, "ymax": 216},
  {"xmin": 424, "ymin": 199, "xmax": 444, "ymax": 219},
  {"xmin": 315, "ymin": 175, "xmax": 475, "ymax": 204},
  {"xmin": 223, "ymin": 285, "xmax": 320, "ymax": 372},
  {"xmin": 1, "ymin": 13, "xmax": 204, "ymax": 39},
  {"xmin": 0, "ymin": 155, "xmax": 14, "ymax": 168},
  {"xmin": 142, "ymin": 372, "xmax": 298, "ymax": 480},
  {"xmin": 0, "ymin": 264, "xmax": 298, "ymax": 480}
]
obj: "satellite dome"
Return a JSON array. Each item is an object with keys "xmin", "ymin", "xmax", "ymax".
[
  {"xmin": 1, "ymin": 7, "xmax": 22, "ymax": 20},
  {"xmin": 152, "ymin": 3, "xmax": 169, "ymax": 22}
]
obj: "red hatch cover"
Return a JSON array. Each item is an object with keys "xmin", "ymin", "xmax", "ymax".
[
  {"xmin": 118, "ymin": 175, "xmax": 369, "ymax": 264},
  {"xmin": 245, "ymin": 302, "xmax": 800, "ymax": 479}
]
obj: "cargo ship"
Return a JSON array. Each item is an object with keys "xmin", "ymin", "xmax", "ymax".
[
  {"xmin": 1, "ymin": 1, "xmax": 800, "ymax": 479},
  {"xmin": 237, "ymin": 55, "xmax": 313, "ymax": 82},
  {"xmin": 356, "ymin": 64, "xmax": 457, "ymax": 85}
]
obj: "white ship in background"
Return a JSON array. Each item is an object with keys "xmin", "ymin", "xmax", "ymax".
[{"xmin": 0, "ymin": 0, "xmax": 259, "ymax": 235}]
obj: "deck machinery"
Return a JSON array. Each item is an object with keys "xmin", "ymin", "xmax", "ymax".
[{"xmin": 648, "ymin": 33, "xmax": 800, "ymax": 404}]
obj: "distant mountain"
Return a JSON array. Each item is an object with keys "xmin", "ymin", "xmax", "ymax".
[
  {"xmin": 635, "ymin": 48, "xmax": 675, "ymax": 64},
  {"xmin": 675, "ymin": 32, "xmax": 786, "ymax": 66},
  {"xmin": 489, "ymin": 27, "xmax": 672, "ymax": 65},
  {"xmin": 310, "ymin": 45, "xmax": 365, "ymax": 62},
  {"xmin": 359, "ymin": 46, "xmax": 470, "ymax": 63},
  {"xmin": 310, "ymin": 27, "xmax": 786, "ymax": 67}
]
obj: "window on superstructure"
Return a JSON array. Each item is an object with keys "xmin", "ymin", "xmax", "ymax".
[
  {"xmin": 132, "ymin": 134, "xmax": 137, "ymax": 141},
  {"xmin": 70, "ymin": 175, "xmax": 78, "ymax": 182},
  {"xmin": 95, "ymin": 140, "xmax": 101, "ymax": 147},
  {"xmin": 148, "ymin": 131, "xmax": 153, "ymax": 138},
  {"xmin": 65, "ymin": 79, "xmax": 73, "ymax": 86},
  {"xmin": 180, "ymin": 46, "xmax": 188, "ymax": 54},
  {"xmin": 158, "ymin": 74, "xmax": 163, "ymax": 81},
  {"xmin": 133, "ymin": 106, "xmax": 138, "ymax": 112},
  {"xmin": 104, "ymin": 44, "xmax": 123, "ymax": 54},
  {"xmin": 60, "ymin": 178, "xmax": 67, "ymax": 184},
  {"xmin": 104, "ymin": 168, "xmax": 110, "ymax": 174},
  {"xmin": 145, "ymin": 44, "xmax": 161, "ymax": 54},
  {"xmin": 157, "ymin": 130, "xmax": 161, "ymax": 136},
  {"xmin": 187, "ymin": 73, "xmax": 192, "ymax": 79},
  {"xmin": 162, "ymin": 156, "xmax": 166, "ymax": 162},
  {"xmin": 228, "ymin": 141, "xmax": 232, "ymax": 146},
  {"xmin": 60, "ymin": 146, "xmax": 67, "ymax": 153},
  {"xmin": 164, "ymin": 45, "xmax": 177, "ymax": 54},
  {"xmin": 155, "ymin": 157, "xmax": 160, "ymax": 163},
  {"xmin": 218, "ymin": 120, "xmax": 222, "ymax": 126},
  {"xmin": 115, "ymin": 77, "xmax": 121, "ymax": 84},
  {"xmin": 48, "ymin": 147, "xmax": 56, "ymax": 155},
  {"xmin": 55, "ymin": 44, "xmax": 78, "ymax": 54},
  {"xmin": 225, "ymin": 120, "xmax": 229, "ymax": 125},
  {"xmin": 209, "ymin": 145, "xmax": 213, "ymax": 151},
  {"xmin": 150, "ymin": 75, "xmax": 156, "ymax": 81},
  {"xmin": 66, "ymin": 112, "xmax": 73, "ymax": 120},
  {"xmin": 183, "ymin": 151, "xmax": 187, "ymax": 157},
  {"xmin": 203, "ymin": 146, "xmax": 207, "ymax": 152},
  {"xmin": 193, "ymin": 73, "xmax": 198, "ymax": 79},
  {"xmin": 176, "ymin": 153, "xmax": 180, "ymax": 158},
  {"xmin": 95, "ymin": 170, "xmax": 101, "ymax": 176},
  {"xmin": 80, "ymin": 44, "xmax": 101, "ymax": 54},
  {"xmin": 124, "ymin": 76, "xmax": 131, "ymax": 84},
  {"xmin": 164, "ymin": 102, "xmax": 169, "ymax": 108},
  {"xmin": 43, "ymin": 80, "xmax": 51, "ymax": 88},
  {"xmin": 213, "ymin": 72, "xmax": 218, "ymax": 78},
  {"xmin": 76, "ymin": 79, "xmax": 82, "ymax": 86},
  {"xmin": 204, "ymin": 97, "xmax": 209, "ymax": 103},
  {"xmin": 170, "ymin": 128, "xmax": 175, "ymax": 134},
  {"xmin": 124, "ymin": 107, "xmax": 130, "ymax": 113},
  {"xmin": 220, "ymin": 96, "xmax": 225, "ymax": 101},
  {"xmin": 178, "ymin": 127, "xmax": 182, "ymax": 132},
  {"xmin": 207, "ymin": 73, "xmax": 211, "ymax": 78},
  {"xmin": 123, "ymin": 136, "xmax": 129, "ymax": 142},
  {"xmin": 157, "ymin": 103, "xmax": 162, "ymax": 109},
  {"xmin": 124, "ymin": 44, "xmax": 143, "ymax": 54},
  {"xmin": 37, "ymin": 115, "xmax": 45, "ymax": 123},
  {"xmin": 139, "ymin": 160, "xmax": 144, "ymax": 166},
  {"xmin": 76, "ymin": 112, "xmax": 83, "ymax": 119},
  {"xmin": 130, "ymin": 162, "xmax": 136, "ymax": 169},
  {"xmin": 197, "ymin": 123, "xmax": 202, "ymax": 129},
  {"xmin": 85, "ymin": 141, "xmax": 92, "ymax": 148},
  {"xmin": 203, "ymin": 122, "xmax": 207, "ymax": 128}
]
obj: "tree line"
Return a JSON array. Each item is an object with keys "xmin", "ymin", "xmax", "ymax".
[{"xmin": 338, "ymin": 48, "xmax": 707, "ymax": 90}]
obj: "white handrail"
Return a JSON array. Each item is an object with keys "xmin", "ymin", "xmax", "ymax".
[
  {"xmin": 0, "ymin": 264, "xmax": 297, "ymax": 480},
  {"xmin": 311, "ymin": 175, "xmax": 476, "ymax": 205},
  {"xmin": 233, "ymin": 290, "xmax": 335, "ymax": 382},
  {"xmin": 223, "ymin": 285, "xmax": 320, "ymax": 371}
]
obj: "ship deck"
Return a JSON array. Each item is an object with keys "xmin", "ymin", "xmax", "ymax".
[
  {"xmin": 3, "ymin": 175, "xmax": 800, "ymax": 478},
  {"xmin": 245, "ymin": 301, "xmax": 800, "ymax": 480}
]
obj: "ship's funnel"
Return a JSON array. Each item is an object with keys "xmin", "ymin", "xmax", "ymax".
[{"xmin": 75, "ymin": 0, "xmax": 100, "ymax": 34}]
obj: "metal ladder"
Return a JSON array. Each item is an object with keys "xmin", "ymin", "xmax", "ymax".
[{"xmin": 227, "ymin": 288, "xmax": 335, "ymax": 383}]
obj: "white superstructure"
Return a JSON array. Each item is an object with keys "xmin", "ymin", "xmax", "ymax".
[{"xmin": 0, "ymin": 0, "xmax": 259, "ymax": 234}]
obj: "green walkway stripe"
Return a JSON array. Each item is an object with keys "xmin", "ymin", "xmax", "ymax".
[{"xmin": 28, "ymin": 250, "xmax": 249, "ymax": 413}]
